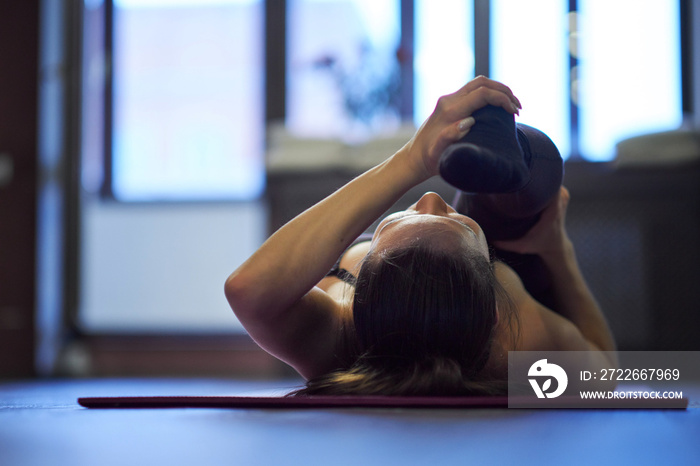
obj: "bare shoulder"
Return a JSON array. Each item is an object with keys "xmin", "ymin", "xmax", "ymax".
[
  {"xmin": 316, "ymin": 240, "xmax": 371, "ymax": 297},
  {"xmin": 339, "ymin": 240, "xmax": 372, "ymax": 271},
  {"xmin": 493, "ymin": 261, "xmax": 530, "ymax": 304},
  {"xmin": 493, "ymin": 261, "xmax": 592, "ymax": 352}
]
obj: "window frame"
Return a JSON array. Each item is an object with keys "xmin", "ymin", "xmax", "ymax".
[{"xmin": 100, "ymin": 0, "xmax": 268, "ymax": 203}]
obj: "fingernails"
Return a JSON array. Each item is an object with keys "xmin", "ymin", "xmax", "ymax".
[
  {"xmin": 458, "ymin": 116, "xmax": 475, "ymax": 132},
  {"xmin": 511, "ymin": 102, "xmax": 520, "ymax": 115}
]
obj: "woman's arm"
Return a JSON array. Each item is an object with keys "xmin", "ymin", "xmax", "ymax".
[
  {"xmin": 494, "ymin": 187, "xmax": 617, "ymax": 361},
  {"xmin": 226, "ymin": 77, "xmax": 522, "ymax": 378}
]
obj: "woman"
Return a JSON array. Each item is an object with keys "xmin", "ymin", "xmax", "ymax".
[{"xmin": 225, "ymin": 77, "xmax": 616, "ymax": 396}]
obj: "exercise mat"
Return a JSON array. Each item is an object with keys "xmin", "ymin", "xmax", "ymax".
[{"xmin": 78, "ymin": 395, "xmax": 688, "ymax": 409}]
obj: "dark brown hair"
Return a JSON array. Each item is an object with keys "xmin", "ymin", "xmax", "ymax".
[{"xmin": 293, "ymin": 240, "xmax": 512, "ymax": 396}]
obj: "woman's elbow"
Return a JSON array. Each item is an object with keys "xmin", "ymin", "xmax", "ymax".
[{"xmin": 224, "ymin": 272, "xmax": 258, "ymax": 319}]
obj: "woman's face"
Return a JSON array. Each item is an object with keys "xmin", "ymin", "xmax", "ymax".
[{"xmin": 371, "ymin": 192, "xmax": 490, "ymax": 259}]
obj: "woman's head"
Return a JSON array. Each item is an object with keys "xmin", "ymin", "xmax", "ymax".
[
  {"xmin": 353, "ymin": 236, "xmax": 499, "ymax": 378},
  {"xmin": 294, "ymin": 192, "xmax": 508, "ymax": 397}
]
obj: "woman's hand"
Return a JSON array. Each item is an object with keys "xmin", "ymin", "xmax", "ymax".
[
  {"xmin": 492, "ymin": 186, "xmax": 571, "ymax": 257},
  {"xmin": 400, "ymin": 76, "xmax": 522, "ymax": 180}
]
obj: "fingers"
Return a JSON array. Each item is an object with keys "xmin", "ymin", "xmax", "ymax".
[
  {"xmin": 560, "ymin": 186, "xmax": 570, "ymax": 206},
  {"xmin": 462, "ymin": 76, "xmax": 521, "ymax": 108},
  {"xmin": 438, "ymin": 77, "xmax": 521, "ymax": 122},
  {"xmin": 557, "ymin": 186, "xmax": 571, "ymax": 223},
  {"xmin": 426, "ymin": 116, "xmax": 476, "ymax": 169},
  {"xmin": 442, "ymin": 116, "xmax": 476, "ymax": 148},
  {"xmin": 457, "ymin": 116, "xmax": 476, "ymax": 136},
  {"xmin": 467, "ymin": 86, "xmax": 521, "ymax": 115},
  {"xmin": 537, "ymin": 189, "xmax": 565, "ymax": 224}
]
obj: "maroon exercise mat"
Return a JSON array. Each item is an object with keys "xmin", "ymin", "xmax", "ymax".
[
  {"xmin": 77, "ymin": 395, "xmax": 688, "ymax": 409},
  {"xmin": 79, "ymin": 395, "xmax": 508, "ymax": 409}
]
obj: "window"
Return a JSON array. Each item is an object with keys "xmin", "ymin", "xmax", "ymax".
[
  {"xmin": 284, "ymin": 0, "xmax": 683, "ymax": 161},
  {"xmin": 576, "ymin": 0, "xmax": 682, "ymax": 160},
  {"xmin": 79, "ymin": 0, "xmax": 267, "ymax": 335},
  {"xmin": 286, "ymin": 0, "xmax": 402, "ymax": 141},
  {"xmin": 491, "ymin": 0, "xmax": 682, "ymax": 161},
  {"xmin": 111, "ymin": 0, "xmax": 265, "ymax": 201},
  {"xmin": 490, "ymin": 0, "xmax": 570, "ymax": 157},
  {"xmin": 414, "ymin": 0, "xmax": 474, "ymax": 126}
]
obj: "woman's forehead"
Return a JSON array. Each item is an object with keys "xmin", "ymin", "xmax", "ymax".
[{"xmin": 371, "ymin": 216, "xmax": 477, "ymax": 254}]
